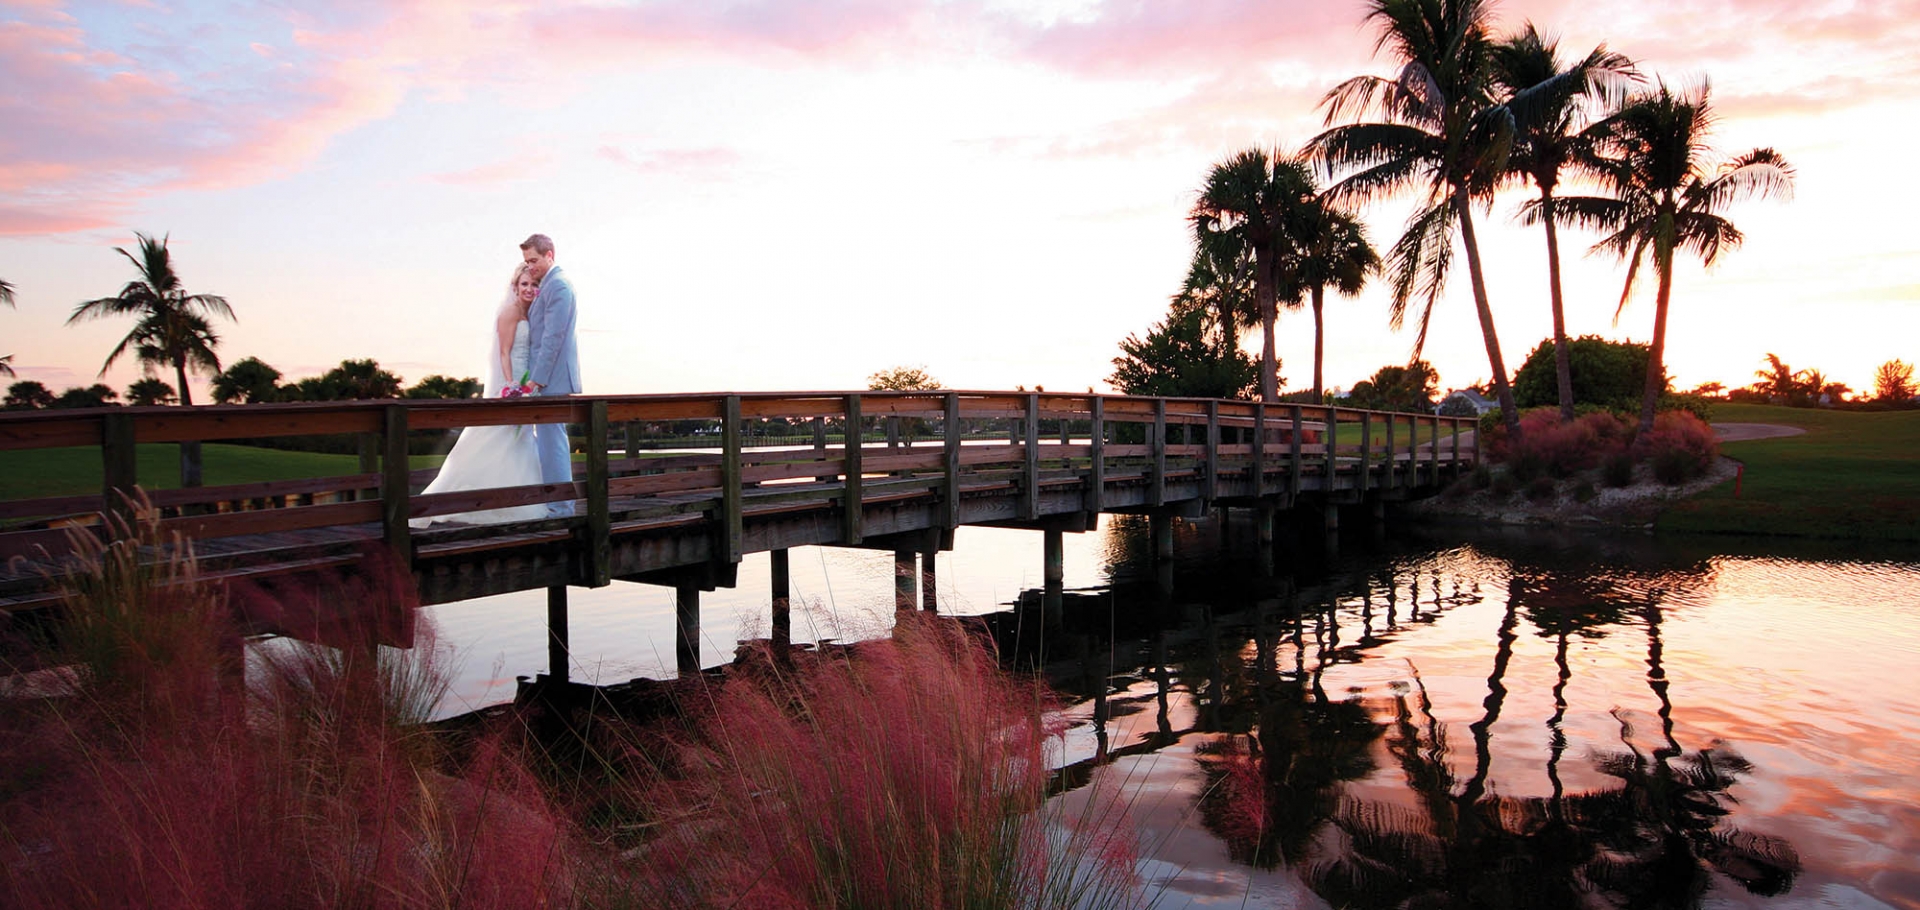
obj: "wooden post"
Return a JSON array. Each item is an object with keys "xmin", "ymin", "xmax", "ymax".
[
  {"xmin": 625, "ymin": 420, "xmax": 640, "ymax": 461},
  {"xmin": 1086, "ymin": 396, "xmax": 1105, "ymax": 513},
  {"xmin": 1405, "ymin": 411, "xmax": 1418, "ymax": 487},
  {"xmin": 676, "ymin": 580, "xmax": 701, "ymax": 676},
  {"xmin": 1288, "ymin": 405, "xmax": 1303, "ymax": 499},
  {"xmin": 895, "ymin": 546, "xmax": 916, "ymax": 612},
  {"xmin": 813, "ymin": 415, "xmax": 833, "ymax": 484},
  {"xmin": 1022, "ymin": 393, "xmax": 1040, "ymax": 520},
  {"xmin": 381, "ymin": 405, "xmax": 411, "ymax": 566},
  {"xmin": 943, "ymin": 392, "xmax": 962, "ymax": 529},
  {"xmin": 886, "ymin": 415, "xmax": 900, "ymax": 449},
  {"xmin": 101, "ymin": 411, "xmax": 137, "ymax": 524},
  {"xmin": 1251, "ymin": 402, "xmax": 1266, "ymax": 497},
  {"xmin": 1384, "ymin": 411, "xmax": 1396, "ymax": 490},
  {"xmin": 843, "ymin": 394, "xmax": 863, "ymax": 545},
  {"xmin": 1429, "ymin": 414, "xmax": 1440, "ymax": 485},
  {"xmin": 1043, "ymin": 526, "xmax": 1064, "ymax": 624},
  {"xmin": 587, "ymin": 400, "xmax": 611, "ymax": 586},
  {"xmin": 1359, "ymin": 411, "xmax": 1373, "ymax": 495},
  {"xmin": 547, "ymin": 585, "xmax": 570, "ymax": 682},
  {"xmin": 1151, "ymin": 512, "xmax": 1174, "ymax": 562},
  {"xmin": 1059, "ymin": 415, "xmax": 1071, "ymax": 446},
  {"xmin": 1452, "ymin": 415, "xmax": 1464, "ymax": 475},
  {"xmin": 770, "ymin": 548, "xmax": 791, "ymax": 649},
  {"xmin": 1322, "ymin": 406, "xmax": 1337, "ymax": 490},
  {"xmin": 721, "ymin": 395, "xmax": 743, "ymax": 564},
  {"xmin": 1205, "ymin": 401, "xmax": 1220, "ymax": 502},
  {"xmin": 1256, "ymin": 502, "xmax": 1276, "ymax": 578},
  {"xmin": 1151, "ymin": 399, "xmax": 1167, "ymax": 507}
]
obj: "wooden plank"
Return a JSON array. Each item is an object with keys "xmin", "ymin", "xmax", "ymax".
[
  {"xmin": 1022, "ymin": 393, "xmax": 1040, "ymax": 520},
  {"xmin": 611, "ymin": 469, "xmax": 723, "ymax": 496},
  {"xmin": 0, "ymin": 414, "xmax": 103, "ymax": 450},
  {"xmin": 843, "ymin": 394, "xmax": 862, "ymax": 544},
  {"xmin": 134, "ymin": 407, "xmax": 381, "ymax": 443},
  {"xmin": 720, "ymin": 395, "xmax": 742, "ymax": 564},
  {"xmin": 382, "ymin": 405, "xmax": 411, "ymax": 564},
  {"xmin": 412, "ymin": 482, "xmax": 574, "ymax": 518},
  {"xmin": 0, "ymin": 493, "xmax": 104, "ymax": 523},
  {"xmin": 1087, "ymin": 396, "xmax": 1104, "ymax": 513},
  {"xmin": 1151, "ymin": 399, "xmax": 1167, "ymax": 507},
  {"xmin": 956, "ymin": 444, "xmax": 1026, "ymax": 466},
  {"xmin": 159, "ymin": 500, "xmax": 383, "ymax": 539},
  {"xmin": 944, "ymin": 393, "xmax": 961, "ymax": 529},
  {"xmin": 0, "ymin": 525, "xmax": 92, "ymax": 564},
  {"xmin": 605, "ymin": 399, "xmax": 722, "ymax": 422},
  {"xmin": 588, "ymin": 400, "xmax": 612, "ymax": 584},
  {"xmin": 860, "ymin": 451, "xmax": 946, "ymax": 473},
  {"xmin": 1103, "ymin": 444, "xmax": 1150, "ymax": 458},
  {"xmin": 739, "ymin": 398, "xmax": 848, "ymax": 420},
  {"xmin": 1382, "ymin": 412, "xmax": 1394, "ymax": 490}
]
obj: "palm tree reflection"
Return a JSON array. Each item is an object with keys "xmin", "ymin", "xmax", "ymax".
[{"xmin": 1196, "ymin": 561, "xmax": 1800, "ymax": 907}]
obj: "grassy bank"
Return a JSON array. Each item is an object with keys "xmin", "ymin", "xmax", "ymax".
[
  {"xmin": 0, "ymin": 444, "xmax": 448, "ymax": 502},
  {"xmin": 1658, "ymin": 403, "xmax": 1920, "ymax": 541}
]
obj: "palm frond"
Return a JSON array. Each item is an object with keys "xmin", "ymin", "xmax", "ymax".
[
  {"xmin": 1383, "ymin": 200, "xmax": 1454, "ymax": 357},
  {"xmin": 0, "ymin": 278, "xmax": 14, "ymax": 307},
  {"xmin": 1694, "ymin": 148, "xmax": 1795, "ymax": 210}
]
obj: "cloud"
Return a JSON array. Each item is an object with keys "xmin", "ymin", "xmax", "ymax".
[
  {"xmin": 428, "ymin": 151, "xmax": 556, "ymax": 187},
  {"xmin": 596, "ymin": 145, "xmax": 742, "ymax": 178}
]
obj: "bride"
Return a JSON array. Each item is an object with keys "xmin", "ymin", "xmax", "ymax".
[{"xmin": 411, "ymin": 264, "xmax": 549, "ymax": 527}]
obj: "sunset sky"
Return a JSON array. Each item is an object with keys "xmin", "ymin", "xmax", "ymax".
[{"xmin": 3, "ymin": 0, "xmax": 1916, "ymax": 403}]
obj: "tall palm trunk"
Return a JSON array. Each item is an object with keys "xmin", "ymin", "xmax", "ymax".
[
  {"xmin": 1453, "ymin": 191, "xmax": 1521, "ymax": 436},
  {"xmin": 1256, "ymin": 255, "xmax": 1280, "ymax": 402},
  {"xmin": 1639, "ymin": 220, "xmax": 1676, "ymax": 433},
  {"xmin": 1540, "ymin": 188, "xmax": 1576, "ymax": 420},
  {"xmin": 1311, "ymin": 285, "xmax": 1326, "ymax": 401},
  {"xmin": 173, "ymin": 356, "xmax": 203, "ymax": 488}
]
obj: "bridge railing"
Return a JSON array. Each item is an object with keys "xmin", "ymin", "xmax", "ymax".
[{"xmin": 0, "ymin": 392, "xmax": 1479, "ymax": 570}]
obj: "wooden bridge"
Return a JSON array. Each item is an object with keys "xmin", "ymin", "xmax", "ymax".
[{"xmin": 0, "ymin": 391, "xmax": 1477, "ymax": 674}]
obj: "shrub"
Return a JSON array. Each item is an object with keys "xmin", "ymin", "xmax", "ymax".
[
  {"xmin": 1602, "ymin": 452, "xmax": 1636, "ymax": 488},
  {"xmin": 1511, "ymin": 335, "xmax": 1658, "ymax": 413},
  {"xmin": 1572, "ymin": 480, "xmax": 1597, "ymax": 503},
  {"xmin": 1633, "ymin": 411, "xmax": 1719, "ymax": 485},
  {"xmin": 1490, "ymin": 472, "xmax": 1516, "ymax": 498},
  {"xmin": 1499, "ymin": 409, "xmax": 1631, "ymax": 477},
  {"xmin": 1525, "ymin": 476, "xmax": 1558, "ymax": 501},
  {"xmin": 1470, "ymin": 464, "xmax": 1493, "ymax": 490}
]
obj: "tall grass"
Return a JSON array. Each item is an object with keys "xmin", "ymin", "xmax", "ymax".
[
  {"xmin": 1, "ymin": 495, "xmax": 1146, "ymax": 908},
  {"xmin": 0, "ymin": 495, "xmax": 570, "ymax": 909},
  {"xmin": 606, "ymin": 611, "xmax": 1146, "ymax": 910}
]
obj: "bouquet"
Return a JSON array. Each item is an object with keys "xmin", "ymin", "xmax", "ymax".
[{"xmin": 501, "ymin": 370, "xmax": 535, "ymax": 398}]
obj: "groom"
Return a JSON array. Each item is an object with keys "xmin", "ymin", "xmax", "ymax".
[{"xmin": 519, "ymin": 233, "xmax": 582, "ymax": 518}]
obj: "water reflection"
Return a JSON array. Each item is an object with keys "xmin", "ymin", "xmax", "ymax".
[{"xmin": 1022, "ymin": 523, "xmax": 1916, "ymax": 909}]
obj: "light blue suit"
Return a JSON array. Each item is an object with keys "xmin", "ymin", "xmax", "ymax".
[{"xmin": 527, "ymin": 265, "xmax": 582, "ymax": 515}]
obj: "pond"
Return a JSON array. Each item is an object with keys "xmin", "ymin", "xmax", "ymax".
[{"xmin": 422, "ymin": 515, "xmax": 1920, "ymax": 909}]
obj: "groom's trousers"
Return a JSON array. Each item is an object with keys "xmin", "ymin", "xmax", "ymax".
[{"xmin": 533, "ymin": 417, "xmax": 575, "ymax": 517}]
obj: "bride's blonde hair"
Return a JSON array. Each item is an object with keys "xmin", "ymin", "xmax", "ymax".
[{"xmin": 503, "ymin": 263, "xmax": 534, "ymax": 315}]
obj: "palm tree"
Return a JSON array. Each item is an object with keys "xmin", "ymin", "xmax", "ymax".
[
  {"xmin": 1492, "ymin": 25, "xmax": 1636, "ymax": 421},
  {"xmin": 1287, "ymin": 199, "xmax": 1378, "ymax": 401},
  {"xmin": 1174, "ymin": 228, "xmax": 1259, "ymax": 360},
  {"xmin": 69, "ymin": 233, "xmax": 233, "ymax": 487},
  {"xmin": 1313, "ymin": 0, "xmax": 1522, "ymax": 437},
  {"xmin": 1550, "ymin": 82, "xmax": 1793, "ymax": 432},
  {"xmin": 1191, "ymin": 148, "xmax": 1318, "ymax": 402},
  {"xmin": 69, "ymin": 232, "xmax": 233, "ymax": 407}
]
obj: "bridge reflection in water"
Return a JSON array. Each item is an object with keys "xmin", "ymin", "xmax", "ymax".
[{"xmin": 0, "ymin": 391, "xmax": 1474, "ymax": 675}]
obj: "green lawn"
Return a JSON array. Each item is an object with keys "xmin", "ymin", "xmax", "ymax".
[
  {"xmin": 0, "ymin": 444, "xmax": 448, "ymax": 503},
  {"xmin": 1657, "ymin": 403, "xmax": 1920, "ymax": 541}
]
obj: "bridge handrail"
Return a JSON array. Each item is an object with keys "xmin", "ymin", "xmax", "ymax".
[{"xmin": 0, "ymin": 392, "xmax": 1478, "ymax": 569}]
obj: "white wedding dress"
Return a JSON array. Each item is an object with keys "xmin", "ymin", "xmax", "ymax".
[{"xmin": 411, "ymin": 310, "xmax": 548, "ymax": 527}]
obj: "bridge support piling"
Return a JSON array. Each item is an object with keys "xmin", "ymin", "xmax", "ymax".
[
  {"xmin": 920, "ymin": 531, "xmax": 939, "ymax": 612},
  {"xmin": 770, "ymin": 548, "xmax": 791, "ymax": 650},
  {"xmin": 1043, "ymin": 527, "xmax": 1065, "ymax": 625},
  {"xmin": 675, "ymin": 581, "xmax": 701, "ymax": 676},
  {"xmin": 1322, "ymin": 502, "xmax": 1341, "ymax": 557},
  {"xmin": 1370, "ymin": 498, "xmax": 1387, "ymax": 545},
  {"xmin": 546, "ymin": 585, "xmax": 570, "ymax": 683},
  {"xmin": 1256, "ymin": 502, "xmax": 1276, "ymax": 578},
  {"xmin": 894, "ymin": 546, "xmax": 916, "ymax": 612}
]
